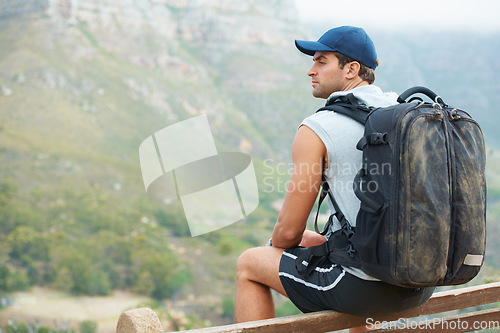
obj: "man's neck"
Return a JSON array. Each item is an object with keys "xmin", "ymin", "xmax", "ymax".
[{"xmin": 342, "ymin": 79, "xmax": 369, "ymax": 92}]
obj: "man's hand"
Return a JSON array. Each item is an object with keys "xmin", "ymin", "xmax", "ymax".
[{"xmin": 299, "ymin": 230, "xmax": 327, "ymax": 248}]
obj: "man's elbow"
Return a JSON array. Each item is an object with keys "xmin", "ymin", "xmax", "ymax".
[{"xmin": 273, "ymin": 221, "xmax": 303, "ymax": 248}]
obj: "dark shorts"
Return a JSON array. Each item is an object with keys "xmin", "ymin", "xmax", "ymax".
[{"xmin": 279, "ymin": 247, "xmax": 435, "ymax": 318}]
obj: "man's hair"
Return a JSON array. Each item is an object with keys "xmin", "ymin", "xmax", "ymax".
[{"xmin": 334, "ymin": 52, "xmax": 377, "ymax": 84}]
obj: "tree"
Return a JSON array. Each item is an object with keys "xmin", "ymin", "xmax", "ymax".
[
  {"xmin": 86, "ymin": 269, "xmax": 111, "ymax": 296},
  {"xmin": 0, "ymin": 265, "xmax": 9, "ymax": 291},
  {"xmin": 50, "ymin": 245, "xmax": 91, "ymax": 294},
  {"xmin": 0, "ymin": 179, "xmax": 18, "ymax": 234},
  {"xmin": 52, "ymin": 267, "xmax": 74, "ymax": 293},
  {"xmin": 7, "ymin": 226, "xmax": 49, "ymax": 261},
  {"xmin": 132, "ymin": 271, "xmax": 155, "ymax": 296},
  {"xmin": 6, "ymin": 268, "xmax": 30, "ymax": 291},
  {"xmin": 131, "ymin": 248, "xmax": 181, "ymax": 299}
]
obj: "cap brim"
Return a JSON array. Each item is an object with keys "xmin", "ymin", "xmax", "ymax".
[{"xmin": 295, "ymin": 40, "xmax": 335, "ymax": 56}]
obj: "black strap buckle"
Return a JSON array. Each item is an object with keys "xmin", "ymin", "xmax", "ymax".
[
  {"xmin": 341, "ymin": 220, "xmax": 355, "ymax": 239},
  {"xmin": 337, "ymin": 213, "xmax": 354, "ymax": 239},
  {"xmin": 370, "ymin": 132, "xmax": 388, "ymax": 145},
  {"xmin": 346, "ymin": 244, "xmax": 356, "ymax": 257}
]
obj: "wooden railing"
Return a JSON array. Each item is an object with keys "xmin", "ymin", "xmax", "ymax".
[{"xmin": 116, "ymin": 281, "xmax": 500, "ymax": 333}]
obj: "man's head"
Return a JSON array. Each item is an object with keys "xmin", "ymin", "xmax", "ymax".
[{"xmin": 295, "ymin": 26, "xmax": 378, "ymax": 98}]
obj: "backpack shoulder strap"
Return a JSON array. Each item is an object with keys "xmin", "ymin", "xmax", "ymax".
[
  {"xmin": 316, "ymin": 93, "xmax": 372, "ymax": 125},
  {"xmin": 312, "ymin": 93, "xmax": 369, "ymax": 235},
  {"xmin": 314, "ymin": 178, "xmax": 355, "ymax": 238}
]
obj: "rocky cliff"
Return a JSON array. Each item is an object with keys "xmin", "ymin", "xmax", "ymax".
[
  {"xmin": 0, "ymin": 0, "xmax": 312, "ymax": 162},
  {"xmin": 1, "ymin": 0, "xmax": 301, "ymax": 44}
]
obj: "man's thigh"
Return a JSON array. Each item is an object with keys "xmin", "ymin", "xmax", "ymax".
[{"xmin": 238, "ymin": 246, "xmax": 287, "ymax": 296}]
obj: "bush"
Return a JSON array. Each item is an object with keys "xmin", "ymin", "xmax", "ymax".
[
  {"xmin": 7, "ymin": 226, "xmax": 50, "ymax": 261},
  {"xmin": 132, "ymin": 271, "xmax": 155, "ymax": 296},
  {"xmin": 0, "ymin": 265, "xmax": 8, "ymax": 291},
  {"xmin": 0, "ymin": 181, "xmax": 190, "ymax": 299},
  {"xmin": 152, "ymin": 206, "xmax": 190, "ymax": 237},
  {"xmin": 222, "ymin": 297, "xmax": 235, "ymax": 319},
  {"xmin": 3, "ymin": 322, "xmax": 29, "ymax": 333},
  {"xmin": 6, "ymin": 269, "xmax": 31, "ymax": 292},
  {"xmin": 86, "ymin": 269, "xmax": 112, "ymax": 296},
  {"xmin": 79, "ymin": 320, "xmax": 97, "ymax": 333},
  {"xmin": 52, "ymin": 267, "xmax": 74, "ymax": 293}
]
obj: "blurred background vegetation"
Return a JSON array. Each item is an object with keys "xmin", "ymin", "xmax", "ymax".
[{"xmin": 0, "ymin": 0, "xmax": 499, "ymax": 332}]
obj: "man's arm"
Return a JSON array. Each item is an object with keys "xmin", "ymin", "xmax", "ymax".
[{"xmin": 271, "ymin": 125, "xmax": 326, "ymax": 249}]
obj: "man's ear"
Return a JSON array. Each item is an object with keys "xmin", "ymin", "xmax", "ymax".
[{"xmin": 345, "ymin": 61, "xmax": 361, "ymax": 79}]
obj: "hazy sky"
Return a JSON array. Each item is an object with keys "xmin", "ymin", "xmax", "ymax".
[{"xmin": 295, "ymin": 0, "xmax": 500, "ymax": 32}]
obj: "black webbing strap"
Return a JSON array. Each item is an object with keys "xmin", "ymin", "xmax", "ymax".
[
  {"xmin": 313, "ymin": 180, "xmax": 333, "ymax": 235},
  {"xmin": 356, "ymin": 132, "xmax": 389, "ymax": 150},
  {"xmin": 298, "ymin": 178, "xmax": 357, "ymax": 276},
  {"xmin": 313, "ymin": 180, "xmax": 354, "ymax": 238},
  {"xmin": 316, "ymin": 93, "xmax": 372, "ymax": 125},
  {"xmin": 295, "ymin": 241, "xmax": 330, "ymax": 276},
  {"xmin": 296, "ymin": 225, "xmax": 358, "ymax": 276},
  {"xmin": 318, "ymin": 103, "xmax": 369, "ymax": 125}
]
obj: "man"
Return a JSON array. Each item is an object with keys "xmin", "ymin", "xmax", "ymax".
[{"xmin": 235, "ymin": 26, "xmax": 433, "ymax": 326}]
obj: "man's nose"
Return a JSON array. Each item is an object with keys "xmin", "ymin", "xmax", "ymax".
[{"xmin": 308, "ymin": 66, "xmax": 316, "ymax": 77}]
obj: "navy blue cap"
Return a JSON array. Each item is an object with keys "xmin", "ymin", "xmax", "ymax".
[{"xmin": 295, "ymin": 26, "xmax": 378, "ymax": 70}]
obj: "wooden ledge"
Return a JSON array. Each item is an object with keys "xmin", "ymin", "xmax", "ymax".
[{"xmin": 117, "ymin": 282, "xmax": 500, "ymax": 333}]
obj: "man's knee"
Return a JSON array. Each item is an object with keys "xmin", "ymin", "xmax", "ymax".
[
  {"xmin": 236, "ymin": 247, "xmax": 259, "ymax": 280},
  {"xmin": 237, "ymin": 246, "xmax": 284, "ymax": 280},
  {"xmin": 236, "ymin": 246, "xmax": 287, "ymax": 296}
]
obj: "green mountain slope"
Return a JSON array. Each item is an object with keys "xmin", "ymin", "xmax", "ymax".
[{"xmin": 0, "ymin": 1, "xmax": 313, "ymax": 327}]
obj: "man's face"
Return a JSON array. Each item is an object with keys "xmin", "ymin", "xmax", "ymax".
[{"xmin": 308, "ymin": 51, "xmax": 345, "ymax": 99}]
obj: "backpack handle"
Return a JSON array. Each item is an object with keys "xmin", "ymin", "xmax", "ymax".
[{"xmin": 397, "ymin": 86, "xmax": 445, "ymax": 105}]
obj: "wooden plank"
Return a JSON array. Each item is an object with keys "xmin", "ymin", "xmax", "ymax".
[
  {"xmin": 172, "ymin": 282, "xmax": 500, "ymax": 333},
  {"xmin": 174, "ymin": 311, "xmax": 366, "ymax": 333},
  {"xmin": 372, "ymin": 307, "xmax": 500, "ymax": 333},
  {"xmin": 386, "ymin": 281, "xmax": 500, "ymax": 320}
]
